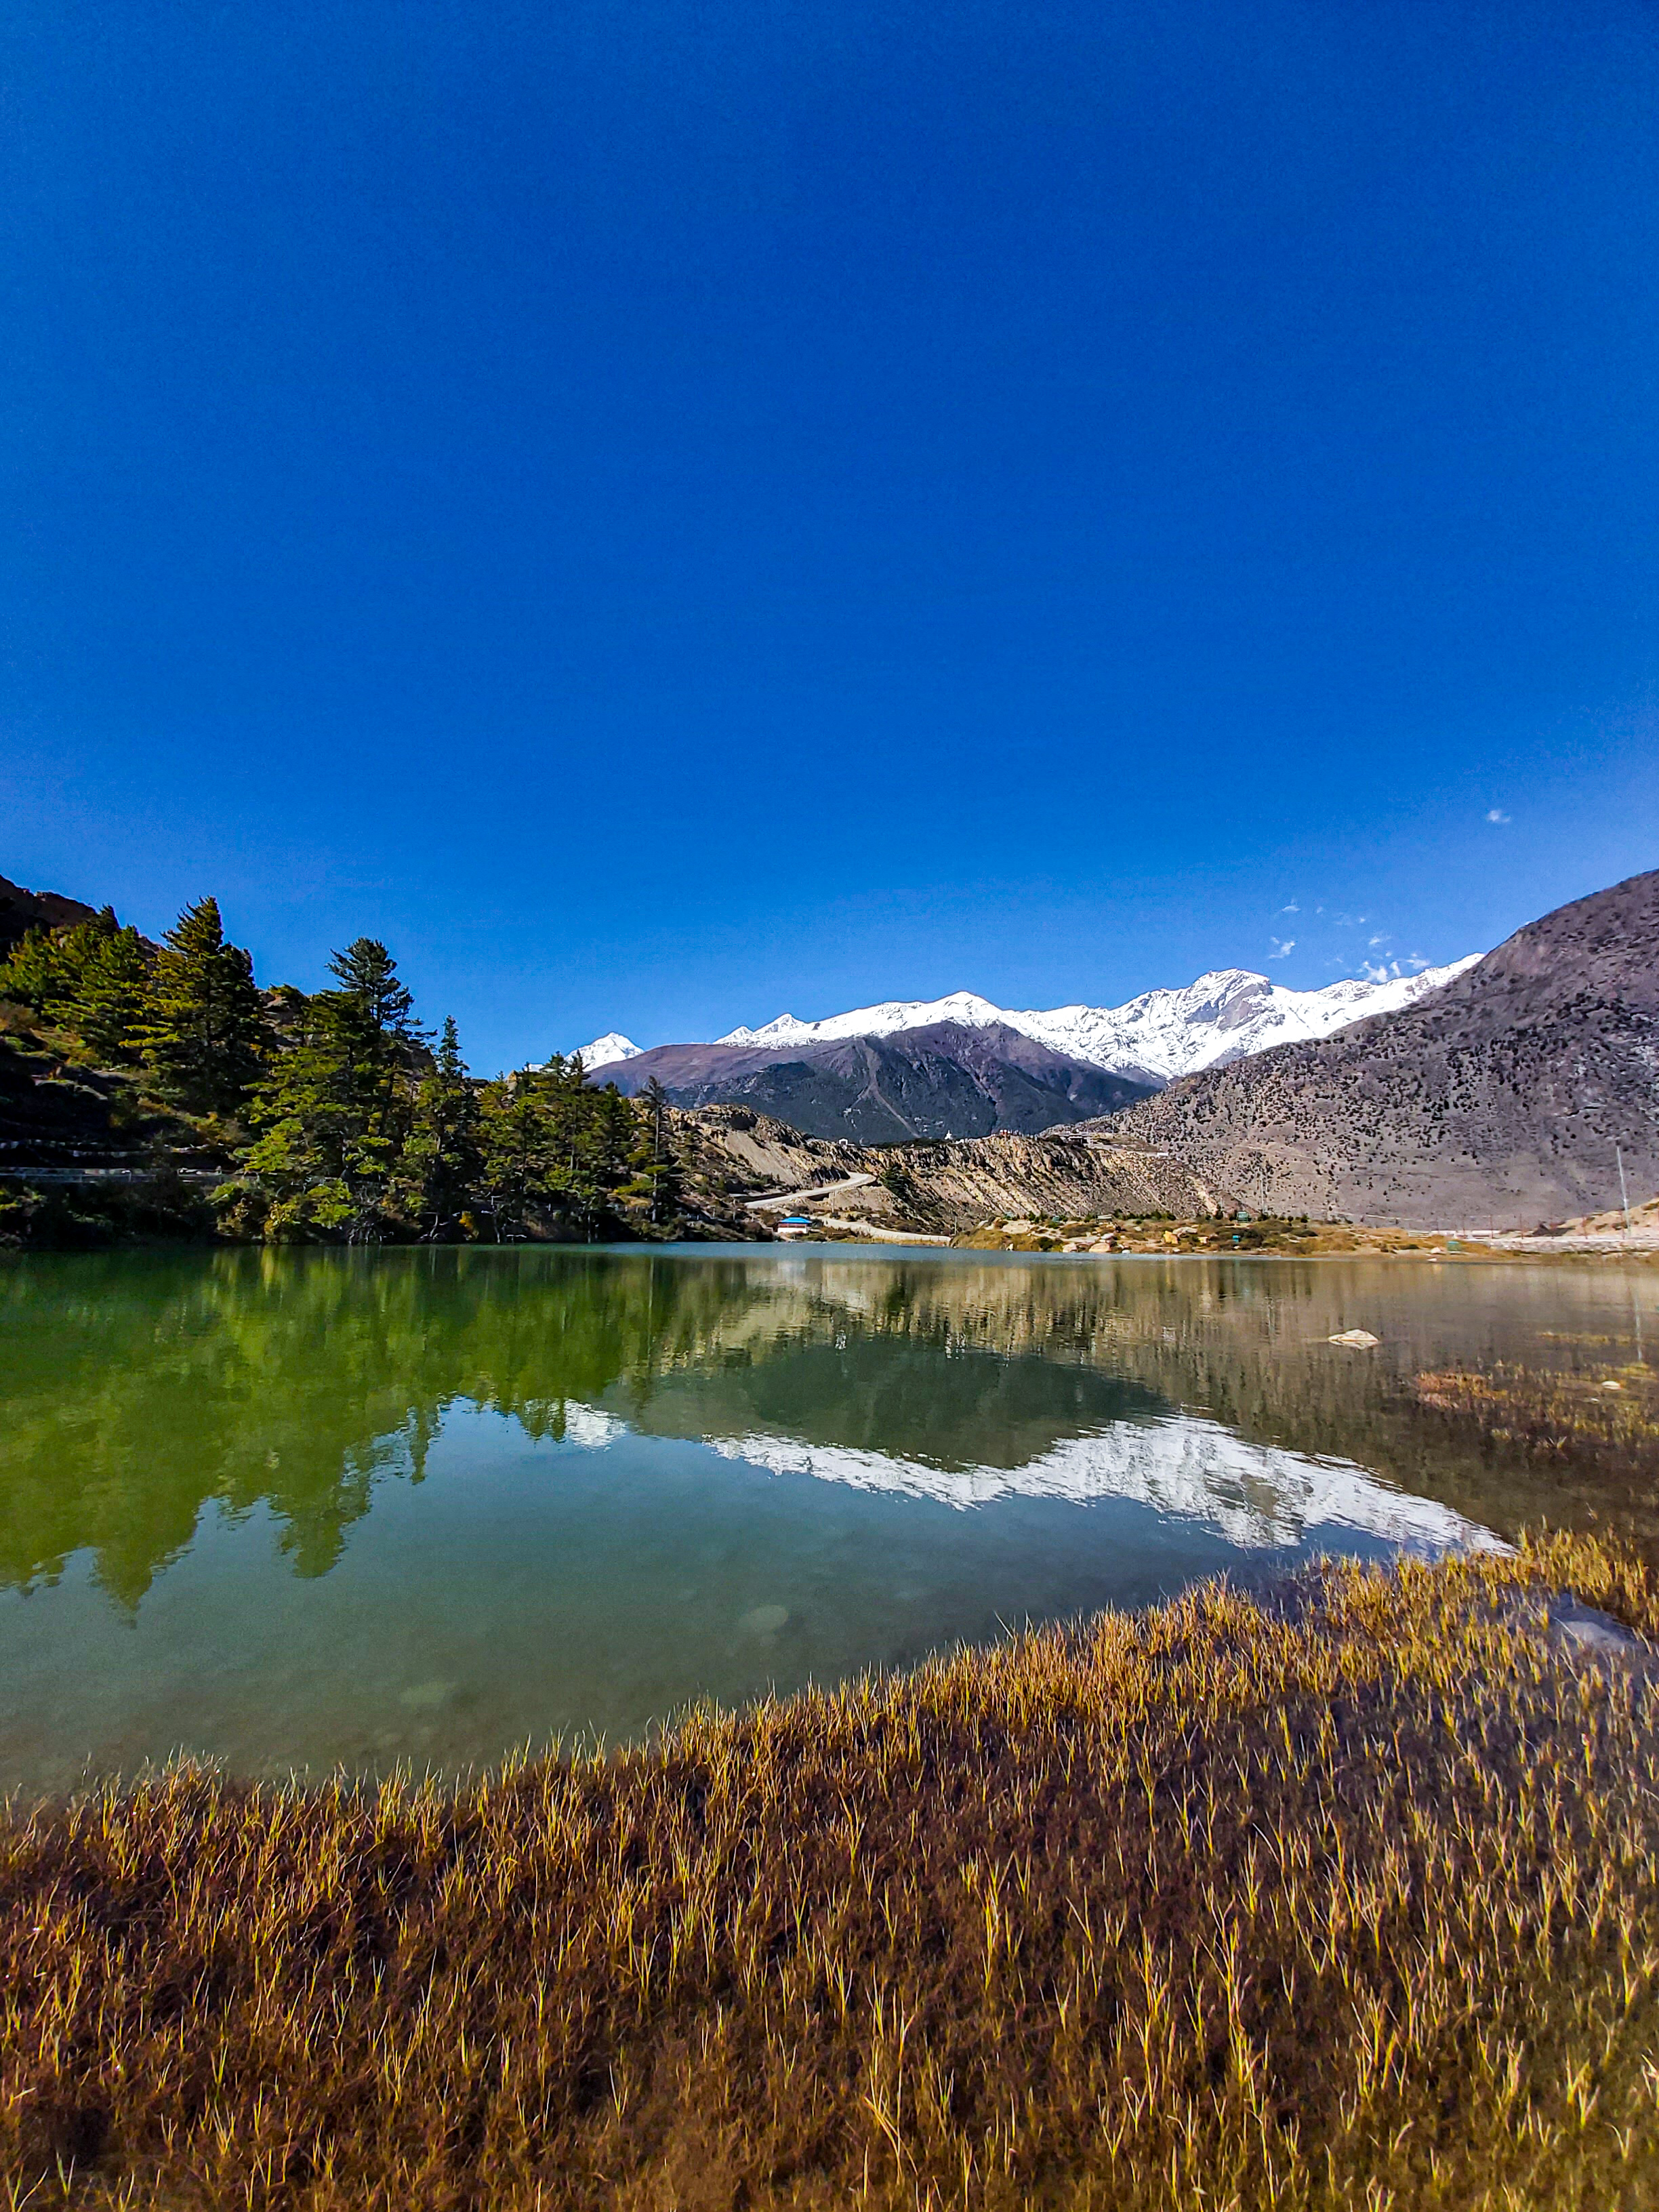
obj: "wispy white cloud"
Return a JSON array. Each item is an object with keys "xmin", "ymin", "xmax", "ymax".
[
  {"xmin": 1360, "ymin": 958, "xmax": 1405, "ymax": 983},
  {"xmin": 1279, "ymin": 899, "xmax": 1299, "ymax": 914},
  {"xmin": 1368, "ymin": 933, "xmax": 1391, "ymax": 949},
  {"xmin": 1486, "ymin": 807, "xmax": 1511, "ymax": 824},
  {"xmin": 1406, "ymin": 954, "xmax": 1430, "ymax": 970},
  {"xmin": 1268, "ymin": 937, "xmax": 1296, "ymax": 960}
]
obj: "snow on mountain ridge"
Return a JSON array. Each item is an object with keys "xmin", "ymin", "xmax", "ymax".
[
  {"xmin": 719, "ymin": 990, "xmax": 1012, "ymax": 1051},
  {"xmin": 1013, "ymin": 960, "xmax": 1483, "ymax": 1082},
  {"xmin": 703, "ymin": 959, "xmax": 1481, "ymax": 1084}
]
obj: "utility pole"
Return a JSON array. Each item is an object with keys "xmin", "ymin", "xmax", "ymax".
[{"xmin": 1617, "ymin": 1143, "xmax": 1633, "ymax": 1236}]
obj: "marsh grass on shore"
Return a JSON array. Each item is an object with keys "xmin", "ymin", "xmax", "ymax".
[{"xmin": 5, "ymin": 1534, "xmax": 1659, "ymax": 2210}]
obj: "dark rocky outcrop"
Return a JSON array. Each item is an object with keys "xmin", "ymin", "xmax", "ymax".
[{"xmin": 0, "ymin": 873, "xmax": 98, "ymax": 958}]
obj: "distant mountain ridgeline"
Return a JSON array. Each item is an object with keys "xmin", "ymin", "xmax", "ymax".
[
  {"xmin": 1111, "ymin": 868, "xmax": 1659, "ymax": 1225},
  {"xmin": 594, "ymin": 1023, "xmax": 1153, "ymax": 1142},
  {"xmin": 573, "ymin": 963, "xmax": 1479, "ymax": 1090},
  {"xmin": 569, "ymin": 962, "xmax": 1477, "ymax": 1143},
  {"xmin": 601, "ymin": 869, "xmax": 1659, "ymax": 1226}
]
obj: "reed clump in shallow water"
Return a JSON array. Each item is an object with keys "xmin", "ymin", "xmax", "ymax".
[
  {"xmin": 5, "ymin": 1534, "xmax": 1659, "ymax": 2211},
  {"xmin": 1414, "ymin": 1362, "xmax": 1659, "ymax": 1481}
]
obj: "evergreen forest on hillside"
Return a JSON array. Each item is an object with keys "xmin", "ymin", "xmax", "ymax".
[{"xmin": 0, "ymin": 898, "xmax": 687, "ymax": 1245}]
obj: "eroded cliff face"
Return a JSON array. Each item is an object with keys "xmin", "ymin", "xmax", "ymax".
[
  {"xmin": 672, "ymin": 1105, "xmax": 867, "ymax": 1195},
  {"xmin": 673, "ymin": 1105, "xmax": 1226, "ymax": 1237},
  {"xmin": 841, "ymin": 1134, "xmax": 1224, "ymax": 1235}
]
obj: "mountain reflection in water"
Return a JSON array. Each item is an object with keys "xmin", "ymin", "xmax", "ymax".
[{"xmin": 1, "ymin": 1246, "xmax": 1653, "ymax": 1784}]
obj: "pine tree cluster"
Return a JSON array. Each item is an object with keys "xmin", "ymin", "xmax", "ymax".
[{"xmin": 0, "ymin": 899, "xmax": 682, "ymax": 1243}]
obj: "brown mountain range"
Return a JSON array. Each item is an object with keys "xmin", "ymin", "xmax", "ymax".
[
  {"xmin": 598, "ymin": 1021, "xmax": 1152, "ymax": 1142},
  {"xmin": 1106, "ymin": 867, "xmax": 1659, "ymax": 1227}
]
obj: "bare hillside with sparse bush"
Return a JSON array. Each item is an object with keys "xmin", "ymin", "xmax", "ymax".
[{"xmin": 1107, "ymin": 869, "xmax": 1659, "ymax": 1227}]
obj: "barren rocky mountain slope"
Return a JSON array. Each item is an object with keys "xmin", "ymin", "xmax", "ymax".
[{"xmin": 1106, "ymin": 868, "xmax": 1659, "ymax": 1227}]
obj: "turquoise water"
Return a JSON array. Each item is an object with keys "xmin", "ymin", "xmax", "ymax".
[{"xmin": 1, "ymin": 1245, "xmax": 1652, "ymax": 1789}]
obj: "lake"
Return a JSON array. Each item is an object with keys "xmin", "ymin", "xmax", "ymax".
[{"xmin": 2, "ymin": 1245, "xmax": 1654, "ymax": 1792}]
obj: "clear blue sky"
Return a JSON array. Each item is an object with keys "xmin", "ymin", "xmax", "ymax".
[{"xmin": 4, "ymin": 0, "xmax": 1656, "ymax": 1072}]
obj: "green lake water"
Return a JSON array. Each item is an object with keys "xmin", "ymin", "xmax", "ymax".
[{"xmin": 2, "ymin": 1245, "xmax": 1654, "ymax": 1792}]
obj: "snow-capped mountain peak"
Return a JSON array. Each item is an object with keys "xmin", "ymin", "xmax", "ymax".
[
  {"xmin": 573, "ymin": 1032, "xmax": 642, "ymax": 1069},
  {"xmin": 1005, "ymin": 960, "xmax": 1481, "ymax": 1084}
]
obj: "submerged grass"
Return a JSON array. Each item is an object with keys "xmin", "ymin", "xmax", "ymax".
[
  {"xmin": 5, "ymin": 1534, "xmax": 1659, "ymax": 2209},
  {"xmin": 1414, "ymin": 1363, "xmax": 1659, "ymax": 1483}
]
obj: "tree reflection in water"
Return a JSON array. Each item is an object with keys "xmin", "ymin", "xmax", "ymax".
[{"xmin": 3, "ymin": 1248, "xmax": 1656, "ymax": 1614}]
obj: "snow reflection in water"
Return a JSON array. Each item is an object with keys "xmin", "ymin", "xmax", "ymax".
[{"xmin": 606, "ymin": 1410, "xmax": 1497, "ymax": 1551}]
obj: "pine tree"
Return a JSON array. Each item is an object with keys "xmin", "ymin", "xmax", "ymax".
[
  {"xmin": 397, "ymin": 1017, "xmax": 482, "ymax": 1240},
  {"xmin": 238, "ymin": 1019, "xmax": 359, "ymax": 1238},
  {"xmin": 474, "ymin": 1055, "xmax": 641, "ymax": 1241},
  {"xmin": 477, "ymin": 1067, "xmax": 561, "ymax": 1240},
  {"xmin": 585, "ymin": 1085, "xmax": 637, "ymax": 1197},
  {"xmin": 0, "ymin": 924, "xmax": 63, "ymax": 1013},
  {"xmin": 554, "ymin": 1057, "xmax": 609, "ymax": 1237},
  {"xmin": 0, "ymin": 908, "xmax": 121, "ymax": 1023},
  {"xmin": 637, "ymin": 1075, "xmax": 682, "ymax": 1225},
  {"xmin": 0, "ymin": 907, "xmax": 155, "ymax": 1066},
  {"xmin": 141, "ymin": 897, "xmax": 265, "ymax": 1118},
  {"xmin": 241, "ymin": 937, "xmax": 427, "ymax": 1240},
  {"xmin": 70, "ymin": 922, "xmax": 154, "ymax": 1065},
  {"xmin": 320, "ymin": 938, "xmax": 428, "ymax": 1227},
  {"xmin": 327, "ymin": 938, "xmax": 418, "ymax": 1054}
]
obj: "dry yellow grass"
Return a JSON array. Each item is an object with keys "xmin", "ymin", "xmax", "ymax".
[{"xmin": 5, "ymin": 1533, "xmax": 1659, "ymax": 2210}]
